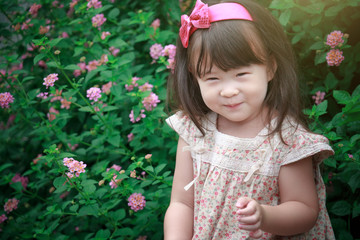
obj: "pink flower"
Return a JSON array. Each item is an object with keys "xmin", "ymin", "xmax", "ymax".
[
  {"xmin": 348, "ymin": 154, "xmax": 354, "ymax": 159},
  {"xmin": 326, "ymin": 49, "xmax": 345, "ymax": 66},
  {"xmin": 102, "ymin": 82, "xmax": 113, "ymax": 94},
  {"xmin": 73, "ymin": 62, "xmax": 87, "ymax": 77},
  {"xmin": 87, "ymin": 0, "xmax": 102, "ymax": 9},
  {"xmin": 43, "ymin": 73, "xmax": 59, "ymax": 89},
  {"xmin": 125, "ymin": 77, "xmax": 141, "ymax": 91},
  {"xmin": 162, "ymin": 44, "xmax": 176, "ymax": 59},
  {"xmin": 106, "ymin": 164, "xmax": 123, "ymax": 189},
  {"xmin": 107, "ymin": 164, "xmax": 122, "ymax": 172},
  {"xmin": 92, "ymin": 14, "xmax": 106, "ymax": 28},
  {"xmin": 128, "ymin": 193, "xmax": 146, "ymax": 212},
  {"xmin": 39, "ymin": 25, "xmax": 50, "ymax": 34},
  {"xmin": 127, "ymin": 133, "xmax": 134, "ymax": 142},
  {"xmin": 109, "ymin": 46, "xmax": 120, "ymax": 56},
  {"xmin": 101, "ymin": 31, "xmax": 111, "ymax": 40},
  {"xmin": 130, "ymin": 170, "xmax": 136, "ymax": 178},
  {"xmin": 4, "ymin": 198, "xmax": 19, "ymax": 214},
  {"xmin": 10, "ymin": 173, "xmax": 29, "ymax": 190},
  {"xmin": 142, "ymin": 92, "xmax": 160, "ymax": 111},
  {"xmin": 145, "ymin": 154, "xmax": 152, "ymax": 159},
  {"xmin": 37, "ymin": 92, "xmax": 49, "ymax": 99},
  {"xmin": 129, "ymin": 109, "xmax": 146, "ymax": 123},
  {"xmin": 312, "ymin": 91, "xmax": 325, "ymax": 105},
  {"xmin": 139, "ymin": 82, "xmax": 153, "ymax": 92},
  {"xmin": 326, "ymin": 30, "xmax": 344, "ymax": 48},
  {"xmin": 29, "ymin": 3, "xmax": 41, "ymax": 16},
  {"xmin": 60, "ymin": 32, "xmax": 69, "ymax": 38},
  {"xmin": 47, "ymin": 107, "xmax": 59, "ymax": 122},
  {"xmin": 0, "ymin": 214, "xmax": 7, "ymax": 224},
  {"xmin": 60, "ymin": 98, "xmax": 72, "ymax": 109},
  {"xmin": 150, "ymin": 18, "xmax": 160, "ymax": 31},
  {"xmin": 0, "ymin": 92, "xmax": 14, "ymax": 109},
  {"xmin": 150, "ymin": 43, "xmax": 163, "ymax": 60},
  {"xmin": 86, "ymin": 60, "xmax": 100, "ymax": 71},
  {"xmin": 38, "ymin": 60, "xmax": 47, "ymax": 69},
  {"xmin": 63, "ymin": 157, "xmax": 86, "ymax": 178},
  {"xmin": 86, "ymin": 87, "xmax": 102, "ymax": 102}
]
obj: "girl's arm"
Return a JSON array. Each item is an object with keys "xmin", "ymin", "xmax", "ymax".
[
  {"xmin": 164, "ymin": 137, "xmax": 194, "ymax": 240},
  {"xmin": 236, "ymin": 157, "xmax": 319, "ymax": 236}
]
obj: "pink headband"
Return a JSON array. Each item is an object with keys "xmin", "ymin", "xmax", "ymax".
[{"xmin": 179, "ymin": 0, "xmax": 253, "ymax": 48}]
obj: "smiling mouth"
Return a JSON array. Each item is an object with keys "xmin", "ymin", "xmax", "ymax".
[{"xmin": 224, "ymin": 103, "xmax": 242, "ymax": 108}]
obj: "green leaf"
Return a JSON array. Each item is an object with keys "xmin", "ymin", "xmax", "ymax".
[
  {"xmin": 108, "ymin": 209, "xmax": 126, "ymax": 222},
  {"xmin": 107, "ymin": 134, "xmax": 120, "ymax": 147},
  {"xmin": 79, "ymin": 106, "xmax": 93, "ymax": 112},
  {"xmin": 324, "ymin": 158, "xmax": 336, "ymax": 168},
  {"xmin": 0, "ymin": 163, "xmax": 13, "ymax": 173},
  {"xmin": 69, "ymin": 204, "xmax": 79, "ymax": 212},
  {"xmin": 64, "ymin": 64, "xmax": 81, "ymax": 70},
  {"xmin": 269, "ymin": 0, "xmax": 294, "ymax": 9},
  {"xmin": 330, "ymin": 200, "xmax": 351, "ymax": 216},
  {"xmin": 325, "ymin": 72, "xmax": 338, "ymax": 91},
  {"xmin": 33, "ymin": 53, "xmax": 46, "ymax": 65},
  {"xmin": 155, "ymin": 163, "xmax": 167, "ymax": 174},
  {"xmin": 348, "ymin": 172, "xmax": 360, "ymax": 193},
  {"xmin": 291, "ymin": 32, "xmax": 305, "ymax": 44},
  {"xmin": 309, "ymin": 41, "xmax": 324, "ymax": 50},
  {"xmin": 82, "ymin": 180, "xmax": 97, "ymax": 194},
  {"xmin": 353, "ymin": 202, "xmax": 360, "ymax": 218},
  {"xmin": 279, "ymin": 9, "xmax": 291, "ymax": 26},
  {"xmin": 95, "ymin": 229, "xmax": 111, "ymax": 239},
  {"xmin": 325, "ymin": 5, "xmax": 345, "ymax": 17},
  {"xmin": 108, "ymin": 8, "xmax": 120, "ymax": 19},
  {"xmin": 314, "ymin": 52, "xmax": 327, "ymax": 65},
  {"xmin": 78, "ymin": 204, "xmax": 99, "ymax": 216},
  {"xmin": 333, "ymin": 90, "xmax": 351, "ymax": 104},
  {"xmin": 53, "ymin": 176, "xmax": 67, "ymax": 189},
  {"xmin": 316, "ymin": 100, "xmax": 327, "ymax": 115},
  {"xmin": 48, "ymin": 38, "xmax": 63, "ymax": 47},
  {"xmin": 112, "ymin": 228, "xmax": 134, "ymax": 237}
]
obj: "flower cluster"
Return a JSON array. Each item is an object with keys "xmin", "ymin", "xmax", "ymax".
[
  {"xmin": 92, "ymin": 13, "xmax": 106, "ymax": 28},
  {"xmin": 129, "ymin": 109, "xmax": 146, "ymax": 123},
  {"xmin": 43, "ymin": 73, "xmax": 59, "ymax": 89},
  {"xmin": 106, "ymin": 164, "xmax": 125, "ymax": 189},
  {"xmin": 0, "ymin": 92, "xmax": 14, "ymax": 109},
  {"xmin": 86, "ymin": 87, "xmax": 102, "ymax": 102},
  {"xmin": 325, "ymin": 30, "xmax": 346, "ymax": 67},
  {"xmin": 87, "ymin": 0, "xmax": 102, "ymax": 9},
  {"xmin": 4, "ymin": 198, "xmax": 19, "ymax": 214},
  {"xmin": 312, "ymin": 91, "xmax": 325, "ymax": 105},
  {"xmin": 128, "ymin": 193, "xmax": 146, "ymax": 212},
  {"xmin": 10, "ymin": 173, "xmax": 29, "ymax": 190},
  {"xmin": 149, "ymin": 43, "xmax": 176, "ymax": 71},
  {"xmin": 142, "ymin": 93, "xmax": 160, "ymax": 111},
  {"xmin": 63, "ymin": 157, "xmax": 86, "ymax": 178}
]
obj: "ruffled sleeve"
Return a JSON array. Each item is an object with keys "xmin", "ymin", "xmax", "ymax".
[
  {"xmin": 165, "ymin": 111, "xmax": 202, "ymax": 145},
  {"xmin": 281, "ymin": 126, "xmax": 334, "ymax": 166}
]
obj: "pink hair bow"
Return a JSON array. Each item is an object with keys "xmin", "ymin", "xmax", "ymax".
[{"xmin": 179, "ymin": 0, "xmax": 211, "ymax": 48}]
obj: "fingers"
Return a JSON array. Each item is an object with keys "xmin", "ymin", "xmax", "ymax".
[
  {"xmin": 250, "ymin": 229, "xmax": 263, "ymax": 239},
  {"xmin": 235, "ymin": 197, "xmax": 251, "ymax": 209},
  {"xmin": 236, "ymin": 197, "xmax": 263, "ymax": 236}
]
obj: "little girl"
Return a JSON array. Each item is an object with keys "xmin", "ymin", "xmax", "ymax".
[{"xmin": 164, "ymin": 0, "xmax": 335, "ymax": 239}]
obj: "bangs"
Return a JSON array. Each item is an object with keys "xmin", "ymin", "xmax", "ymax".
[{"xmin": 188, "ymin": 20, "xmax": 267, "ymax": 77}]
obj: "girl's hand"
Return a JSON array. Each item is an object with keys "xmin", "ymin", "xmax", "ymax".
[{"xmin": 236, "ymin": 197, "xmax": 263, "ymax": 239}]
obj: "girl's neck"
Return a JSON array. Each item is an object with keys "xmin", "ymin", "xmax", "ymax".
[{"xmin": 216, "ymin": 108, "xmax": 271, "ymax": 139}]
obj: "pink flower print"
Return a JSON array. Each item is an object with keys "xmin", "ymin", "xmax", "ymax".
[
  {"xmin": 128, "ymin": 193, "xmax": 146, "ymax": 212},
  {"xmin": 43, "ymin": 73, "xmax": 58, "ymax": 89},
  {"xmin": 150, "ymin": 18, "xmax": 160, "ymax": 31},
  {"xmin": 10, "ymin": 173, "xmax": 29, "ymax": 190},
  {"xmin": 86, "ymin": 60, "xmax": 100, "ymax": 71},
  {"xmin": 86, "ymin": 87, "xmax": 102, "ymax": 102},
  {"xmin": 4, "ymin": 198, "xmax": 19, "ymax": 214},
  {"xmin": 142, "ymin": 92, "xmax": 160, "ymax": 111},
  {"xmin": 150, "ymin": 43, "xmax": 163, "ymax": 60},
  {"xmin": 0, "ymin": 214, "xmax": 7, "ymax": 224},
  {"xmin": 63, "ymin": 157, "xmax": 86, "ymax": 178},
  {"xmin": 312, "ymin": 91, "xmax": 325, "ymax": 105},
  {"xmin": 102, "ymin": 82, "xmax": 113, "ymax": 94},
  {"xmin": 87, "ymin": 0, "xmax": 102, "ymax": 9},
  {"xmin": 162, "ymin": 44, "xmax": 176, "ymax": 59},
  {"xmin": 139, "ymin": 82, "xmax": 153, "ymax": 92},
  {"xmin": 47, "ymin": 107, "xmax": 59, "ymax": 122},
  {"xmin": 29, "ymin": 3, "xmax": 41, "ymax": 17},
  {"xmin": 101, "ymin": 31, "xmax": 111, "ymax": 40},
  {"xmin": 109, "ymin": 46, "xmax": 120, "ymax": 56},
  {"xmin": 326, "ymin": 30, "xmax": 344, "ymax": 48},
  {"xmin": 0, "ymin": 92, "xmax": 14, "ymax": 109},
  {"xmin": 326, "ymin": 49, "xmax": 345, "ymax": 66},
  {"xmin": 127, "ymin": 133, "xmax": 134, "ymax": 142},
  {"xmin": 129, "ymin": 109, "xmax": 146, "ymax": 123},
  {"xmin": 92, "ymin": 14, "xmax": 106, "ymax": 28}
]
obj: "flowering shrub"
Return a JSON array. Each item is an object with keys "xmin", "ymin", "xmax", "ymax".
[{"xmin": 0, "ymin": 0, "xmax": 359, "ymax": 239}]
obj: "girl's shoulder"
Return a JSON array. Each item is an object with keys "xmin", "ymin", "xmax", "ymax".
[
  {"xmin": 279, "ymin": 117, "xmax": 334, "ymax": 166},
  {"xmin": 165, "ymin": 111, "xmax": 205, "ymax": 144}
]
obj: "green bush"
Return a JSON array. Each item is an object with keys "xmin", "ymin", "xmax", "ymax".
[{"xmin": 0, "ymin": 0, "xmax": 359, "ymax": 239}]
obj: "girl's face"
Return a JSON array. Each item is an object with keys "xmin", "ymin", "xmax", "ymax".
[{"xmin": 196, "ymin": 64, "xmax": 272, "ymax": 127}]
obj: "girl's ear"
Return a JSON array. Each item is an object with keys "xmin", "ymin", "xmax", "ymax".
[{"xmin": 267, "ymin": 56, "xmax": 277, "ymax": 82}]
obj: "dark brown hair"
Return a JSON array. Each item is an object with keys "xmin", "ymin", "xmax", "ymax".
[{"xmin": 167, "ymin": 0, "xmax": 307, "ymax": 140}]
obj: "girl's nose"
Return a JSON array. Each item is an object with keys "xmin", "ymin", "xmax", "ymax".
[{"xmin": 220, "ymin": 88, "xmax": 240, "ymax": 97}]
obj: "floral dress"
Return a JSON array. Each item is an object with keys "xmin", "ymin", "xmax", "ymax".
[{"xmin": 166, "ymin": 111, "xmax": 335, "ymax": 240}]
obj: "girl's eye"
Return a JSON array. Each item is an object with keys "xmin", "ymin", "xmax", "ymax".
[
  {"xmin": 236, "ymin": 73, "xmax": 248, "ymax": 77},
  {"xmin": 206, "ymin": 77, "xmax": 218, "ymax": 81}
]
